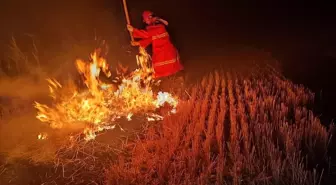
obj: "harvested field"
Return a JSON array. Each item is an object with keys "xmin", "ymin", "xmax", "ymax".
[{"xmin": 106, "ymin": 67, "xmax": 332, "ymax": 185}]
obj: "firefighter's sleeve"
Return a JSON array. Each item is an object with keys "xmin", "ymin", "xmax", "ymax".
[
  {"xmin": 138, "ymin": 38, "xmax": 152, "ymax": 48},
  {"xmin": 132, "ymin": 28, "xmax": 150, "ymax": 39}
]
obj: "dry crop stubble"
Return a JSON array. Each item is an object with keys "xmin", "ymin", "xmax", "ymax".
[{"xmin": 106, "ymin": 66, "xmax": 332, "ymax": 185}]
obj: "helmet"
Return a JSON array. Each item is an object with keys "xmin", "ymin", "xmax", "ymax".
[{"xmin": 142, "ymin": 10, "xmax": 154, "ymax": 22}]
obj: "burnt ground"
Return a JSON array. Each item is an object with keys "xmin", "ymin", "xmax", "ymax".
[{"xmin": 0, "ymin": 88, "xmax": 153, "ymax": 184}]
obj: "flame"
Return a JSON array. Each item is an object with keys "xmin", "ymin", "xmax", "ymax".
[
  {"xmin": 38, "ymin": 133, "xmax": 48, "ymax": 140},
  {"xmin": 35, "ymin": 46, "xmax": 178, "ymax": 141}
]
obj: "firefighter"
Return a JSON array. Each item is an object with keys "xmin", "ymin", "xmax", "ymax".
[{"xmin": 126, "ymin": 10, "xmax": 184, "ymax": 80}]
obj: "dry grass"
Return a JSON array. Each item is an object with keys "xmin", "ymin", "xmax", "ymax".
[
  {"xmin": 0, "ymin": 36, "xmax": 333, "ymax": 184},
  {"xmin": 0, "ymin": 36, "xmax": 44, "ymax": 78},
  {"xmin": 105, "ymin": 66, "xmax": 332, "ymax": 185},
  {"xmin": 0, "ymin": 36, "xmax": 116, "ymax": 184},
  {"xmin": 0, "ymin": 35, "xmax": 101, "ymax": 85},
  {"xmin": 0, "ymin": 115, "xmax": 139, "ymax": 184}
]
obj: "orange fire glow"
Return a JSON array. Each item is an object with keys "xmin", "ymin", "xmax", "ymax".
[{"xmin": 35, "ymin": 46, "xmax": 178, "ymax": 141}]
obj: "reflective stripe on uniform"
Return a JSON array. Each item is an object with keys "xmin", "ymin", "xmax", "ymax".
[
  {"xmin": 153, "ymin": 54, "xmax": 180, "ymax": 67},
  {"xmin": 153, "ymin": 59, "xmax": 176, "ymax": 67},
  {"xmin": 152, "ymin": 32, "xmax": 169, "ymax": 40}
]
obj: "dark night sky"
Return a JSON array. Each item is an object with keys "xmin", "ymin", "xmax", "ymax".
[
  {"xmin": 1, "ymin": 1, "xmax": 335, "ymax": 52},
  {"xmin": 1, "ymin": 1, "xmax": 335, "ymax": 56},
  {"xmin": 1, "ymin": 0, "xmax": 336, "ymax": 121}
]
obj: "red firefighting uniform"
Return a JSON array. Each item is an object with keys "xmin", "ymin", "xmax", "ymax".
[{"xmin": 132, "ymin": 24, "xmax": 184, "ymax": 78}]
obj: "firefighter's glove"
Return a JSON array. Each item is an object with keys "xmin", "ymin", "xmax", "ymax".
[
  {"xmin": 127, "ymin": 24, "xmax": 134, "ymax": 32},
  {"xmin": 131, "ymin": 41, "xmax": 140, "ymax": 46}
]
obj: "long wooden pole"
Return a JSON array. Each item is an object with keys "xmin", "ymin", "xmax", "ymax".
[
  {"xmin": 122, "ymin": 0, "xmax": 150, "ymax": 72},
  {"xmin": 122, "ymin": 0, "xmax": 134, "ymax": 42}
]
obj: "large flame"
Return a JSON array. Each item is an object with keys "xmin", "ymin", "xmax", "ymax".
[{"xmin": 35, "ymin": 46, "xmax": 178, "ymax": 141}]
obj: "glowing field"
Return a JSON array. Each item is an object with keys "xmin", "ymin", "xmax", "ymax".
[{"xmin": 106, "ymin": 68, "xmax": 331, "ymax": 185}]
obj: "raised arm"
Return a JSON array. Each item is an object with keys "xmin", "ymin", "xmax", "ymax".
[
  {"xmin": 132, "ymin": 28, "xmax": 151, "ymax": 39},
  {"xmin": 137, "ymin": 38, "xmax": 152, "ymax": 48},
  {"xmin": 126, "ymin": 24, "xmax": 150, "ymax": 39},
  {"xmin": 127, "ymin": 25, "xmax": 152, "ymax": 48}
]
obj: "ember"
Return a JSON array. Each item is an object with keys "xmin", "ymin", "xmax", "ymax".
[{"xmin": 34, "ymin": 47, "xmax": 178, "ymax": 141}]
